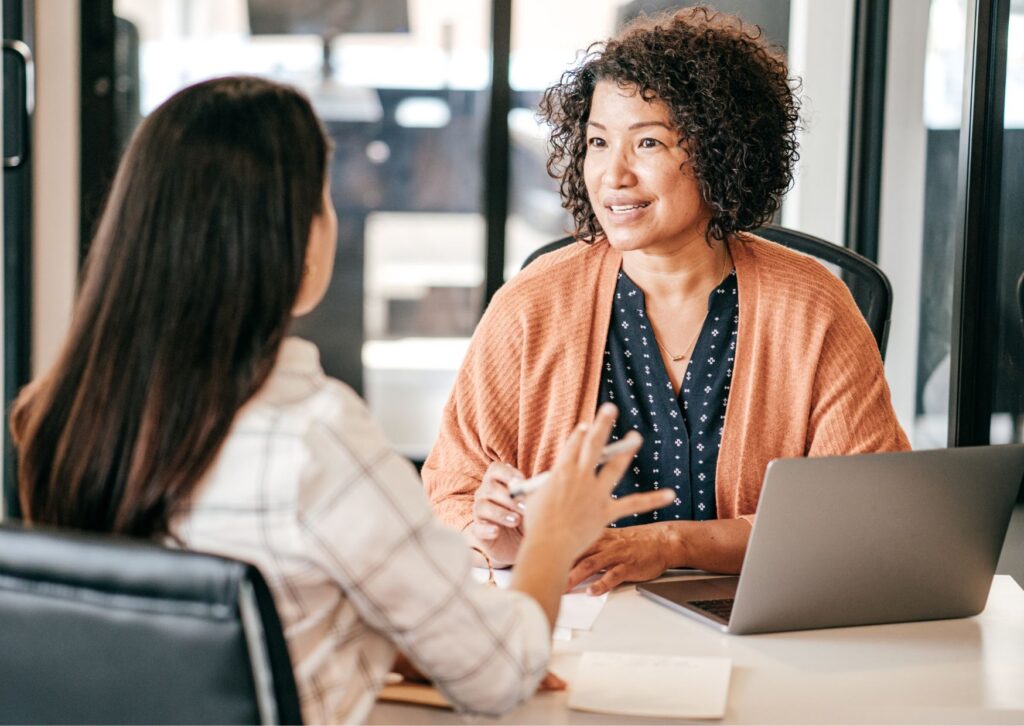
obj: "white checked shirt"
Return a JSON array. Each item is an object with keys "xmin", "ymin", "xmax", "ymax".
[{"xmin": 172, "ymin": 337, "xmax": 550, "ymax": 724}]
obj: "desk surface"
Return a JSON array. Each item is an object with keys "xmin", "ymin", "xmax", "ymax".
[{"xmin": 368, "ymin": 575, "xmax": 1024, "ymax": 724}]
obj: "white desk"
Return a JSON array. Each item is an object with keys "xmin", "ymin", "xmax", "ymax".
[{"xmin": 368, "ymin": 575, "xmax": 1024, "ymax": 724}]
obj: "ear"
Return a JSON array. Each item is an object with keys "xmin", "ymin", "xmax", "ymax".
[{"xmin": 292, "ymin": 191, "xmax": 337, "ymax": 316}]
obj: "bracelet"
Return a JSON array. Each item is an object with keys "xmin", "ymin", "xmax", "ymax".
[{"xmin": 470, "ymin": 546, "xmax": 497, "ymax": 586}]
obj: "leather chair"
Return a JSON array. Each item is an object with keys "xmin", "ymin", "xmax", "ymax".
[
  {"xmin": 521, "ymin": 225, "xmax": 893, "ymax": 360},
  {"xmin": 0, "ymin": 522, "xmax": 302, "ymax": 724}
]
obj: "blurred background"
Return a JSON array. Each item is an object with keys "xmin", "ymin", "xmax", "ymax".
[{"xmin": 4, "ymin": 0, "xmax": 1023, "ymax": 471}]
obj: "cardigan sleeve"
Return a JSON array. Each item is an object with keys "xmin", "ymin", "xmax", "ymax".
[
  {"xmin": 805, "ymin": 291, "xmax": 910, "ymax": 457},
  {"xmin": 422, "ymin": 289, "xmax": 525, "ymax": 532}
]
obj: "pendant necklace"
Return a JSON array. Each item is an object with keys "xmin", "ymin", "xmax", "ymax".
[{"xmin": 654, "ymin": 250, "xmax": 730, "ymax": 363}]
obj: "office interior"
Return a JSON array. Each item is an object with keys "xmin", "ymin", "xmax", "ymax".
[{"xmin": 0, "ymin": 0, "xmax": 1023, "ymax": 708}]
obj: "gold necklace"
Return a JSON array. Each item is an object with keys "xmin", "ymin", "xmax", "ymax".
[
  {"xmin": 657, "ymin": 329, "xmax": 702, "ymax": 363},
  {"xmin": 654, "ymin": 249, "xmax": 730, "ymax": 363}
]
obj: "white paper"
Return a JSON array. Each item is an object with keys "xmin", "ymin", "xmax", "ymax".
[
  {"xmin": 552, "ymin": 626, "xmax": 573, "ymax": 641},
  {"xmin": 555, "ymin": 590, "xmax": 608, "ymax": 630},
  {"xmin": 568, "ymin": 652, "xmax": 732, "ymax": 720},
  {"xmin": 471, "ymin": 567, "xmax": 608, "ymax": 631}
]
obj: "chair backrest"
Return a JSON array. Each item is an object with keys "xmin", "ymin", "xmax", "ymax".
[
  {"xmin": 0, "ymin": 523, "xmax": 302, "ymax": 725},
  {"xmin": 1017, "ymin": 271, "xmax": 1024, "ymax": 338},
  {"xmin": 521, "ymin": 225, "xmax": 893, "ymax": 359}
]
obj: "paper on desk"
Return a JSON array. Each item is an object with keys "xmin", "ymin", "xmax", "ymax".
[
  {"xmin": 471, "ymin": 567, "xmax": 608, "ymax": 632},
  {"xmin": 556, "ymin": 589, "xmax": 608, "ymax": 630},
  {"xmin": 568, "ymin": 652, "xmax": 732, "ymax": 720}
]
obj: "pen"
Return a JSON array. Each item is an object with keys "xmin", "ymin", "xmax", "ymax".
[{"xmin": 507, "ymin": 436, "xmax": 642, "ymax": 499}]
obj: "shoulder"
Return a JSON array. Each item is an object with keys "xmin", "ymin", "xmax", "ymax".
[
  {"xmin": 476, "ymin": 240, "xmax": 612, "ymax": 342},
  {"xmin": 251, "ymin": 366, "xmax": 426, "ymax": 521},
  {"xmin": 238, "ymin": 338, "xmax": 385, "ymax": 451},
  {"xmin": 493, "ymin": 239, "xmax": 608, "ymax": 310},
  {"xmin": 735, "ymin": 233, "xmax": 857, "ymax": 318}
]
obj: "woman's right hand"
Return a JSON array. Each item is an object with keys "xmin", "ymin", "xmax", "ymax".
[
  {"xmin": 524, "ymin": 404, "xmax": 673, "ymax": 563},
  {"xmin": 470, "ymin": 462, "xmax": 527, "ymax": 568},
  {"xmin": 509, "ymin": 404, "xmax": 674, "ymax": 628}
]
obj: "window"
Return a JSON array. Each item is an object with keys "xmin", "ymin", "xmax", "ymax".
[{"xmin": 111, "ymin": 0, "xmax": 492, "ymax": 459}]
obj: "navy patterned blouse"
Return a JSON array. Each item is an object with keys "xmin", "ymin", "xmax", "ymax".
[{"xmin": 598, "ymin": 267, "xmax": 739, "ymax": 527}]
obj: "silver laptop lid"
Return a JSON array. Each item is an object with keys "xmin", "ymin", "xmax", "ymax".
[{"xmin": 728, "ymin": 445, "xmax": 1024, "ymax": 634}]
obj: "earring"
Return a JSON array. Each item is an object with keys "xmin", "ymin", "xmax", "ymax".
[{"xmin": 303, "ymin": 262, "xmax": 318, "ymax": 277}]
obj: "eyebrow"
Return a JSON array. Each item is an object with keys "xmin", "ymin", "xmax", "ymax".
[{"xmin": 587, "ymin": 120, "xmax": 674, "ymax": 131}]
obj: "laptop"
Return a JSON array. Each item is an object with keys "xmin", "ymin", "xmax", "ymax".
[{"xmin": 638, "ymin": 445, "xmax": 1024, "ymax": 635}]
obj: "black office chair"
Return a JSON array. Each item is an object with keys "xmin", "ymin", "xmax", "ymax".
[
  {"xmin": 521, "ymin": 225, "xmax": 893, "ymax": 359},
  {"xmin": 0, "ymin": 523, "xmax": 302, "ymax": 725},
  {"xmin": 1017, "ymin": 271, "xmax": 1024, "ymax": 338}
]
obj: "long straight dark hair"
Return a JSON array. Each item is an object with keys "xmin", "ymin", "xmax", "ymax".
[{"xmin": 11, "ymin": 76, "xmax": 330, "ymax": 537}]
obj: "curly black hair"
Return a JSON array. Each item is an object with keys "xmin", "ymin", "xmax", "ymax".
[{"xmin": 538, "ymin": 6, "xmax": 801, "ymax": 244}]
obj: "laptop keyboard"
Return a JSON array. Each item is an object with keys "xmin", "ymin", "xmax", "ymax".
[{"xmin": 689, "ymin": 598, "xmax": 735, "ymax": 621}]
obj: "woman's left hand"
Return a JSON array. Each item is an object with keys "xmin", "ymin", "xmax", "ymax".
[{"xmin": 565, "ymin": 524, "xmax": 673, "ymax": 596}]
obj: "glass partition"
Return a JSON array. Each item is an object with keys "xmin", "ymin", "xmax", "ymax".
[
  {"xmin": 992, "ymin": 4, "xmax": 1024, "ymax": 444},
  {"xmin": 113, "ymin": 0, "xmax": 491, "ymax": 459},
  {"xmin": 876, "ymin": 0, "xmax": 968, "ymax": 448},
  {"xmin": 507, "ymin": 0, "xmax": 856, "ymax": 274}
]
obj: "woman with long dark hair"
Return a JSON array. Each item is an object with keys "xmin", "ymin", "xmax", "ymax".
[{"xmin": 11, "ymin": 76, "xmax": 670, "ymax": 722}]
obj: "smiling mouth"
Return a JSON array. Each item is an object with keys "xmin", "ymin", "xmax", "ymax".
[{"xmin": 608, "ymin": 202, "xmax": 650, "ymax": 213}]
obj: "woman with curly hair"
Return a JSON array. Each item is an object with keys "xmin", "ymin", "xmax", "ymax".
[{"xmin": 424, "ymin": 7, "xmax": 908, "ymax": 595}]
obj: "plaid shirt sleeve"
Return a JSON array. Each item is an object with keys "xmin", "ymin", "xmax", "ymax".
[{"xmin": 295, "ymin": 380, "xmax": 551, "ymax": 716}]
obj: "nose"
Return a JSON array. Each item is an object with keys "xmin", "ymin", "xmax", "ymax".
[{"xmin": 601, "ymin": 146, "xmax": 636, "ymax": 189}]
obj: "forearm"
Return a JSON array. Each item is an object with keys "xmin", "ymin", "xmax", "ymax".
[
  {"xmin": 661, "ymin": 518, "xmax": 753, "ymax": 574},
  {"xmin": 422, "ymin": 474, "xmax": 476, "ymax": 531},
  {"xmin": 510, "ymin": 532, "xmax": 576, "ymax": 630}
]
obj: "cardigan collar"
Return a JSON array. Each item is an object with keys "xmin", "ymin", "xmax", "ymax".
[{"xmin": 579, "ymin": 235, "xmax": 762, "ymax": 426}]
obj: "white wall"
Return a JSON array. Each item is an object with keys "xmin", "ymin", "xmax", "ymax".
[
  {"xmin": 783, "ymin": 0, "xmax": 855, "ymax": 243},
  {"xmin": 877, "ymin": 0, "xmax": 931, "ymax": 439},
  {"xmin": 33, "ymin": 0, "xmax": 80, "ymax": 376}
]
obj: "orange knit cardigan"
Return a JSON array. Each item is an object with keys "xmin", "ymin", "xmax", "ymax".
[{"xmin": 423, "ymin": 235, "xmax": 910, "ymax": 532}]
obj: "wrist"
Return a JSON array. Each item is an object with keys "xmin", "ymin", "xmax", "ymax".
[
  {"xmin": 518, "ymin": 528, "xmax": 577, "ymax": 572},
  {"xmin": 658, "ymin": 520, "xmax": 694, "ymax": 569}
]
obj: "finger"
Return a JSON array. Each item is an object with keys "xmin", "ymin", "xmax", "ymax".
[
  {"xmin": 553, "ymin": 423, "xmax": 587, "ymax": 470},
  {"xmin": 538, "ymin": 671, "xmax": 567, "ymax": 691},
  {"xmin": 595, "ymin": 430, "xmax": 643, "ymax": 493},
  {"xmin": 483, "ymin": 482, "xmax": 522, "ymax": 513},
  {"xmin": 587, "ymin": 564, "xmax": 629, "ymax": 596},
  {"xmin": 471, "ymin": 521, "xmax": 499, "ymax": 542},
  {"xmin": 609, "ymin": 489, "xmax": 676, "ymax": 521},
  {"xmin": 566, "ymin": 553, "xmax": 609, "ymax": 592},
  {"xmin": 478, "ymin": 484, "xmax": 522, "ymax": 518},
  {"xmin": 573, "ymin": 529, "xmax": 613, "ymax": 562},
  {"xmin": 574, "ymin": 540, "xmax": 603, "ymax": 563},
  {"xmin": 578, "ymin": 403, "xmax": 618, "ymax": 469},
  {"xmin": 483, "ymin": 462, "xmax": 526, "ymax": 488},
  {"xmin": 474, "ymin": 501, "xmax": 522, "ymax": 529}
]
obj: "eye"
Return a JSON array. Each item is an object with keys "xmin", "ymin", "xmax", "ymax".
[
  {"xmin": 639, "ymin": 137, "xmax": 662, "ymax": 149},
  {"xmin": 587, "ymin": 136, "xmax": 606, "ymax": 149}
]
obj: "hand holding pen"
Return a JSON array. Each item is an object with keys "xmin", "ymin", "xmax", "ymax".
[
  {"xmin": 469, "ymin": 411, "xmax": 653, "ymax": 569},
  {"xmin": 507, "ymin": 436, "xmax": 643, "ymax": 498}
]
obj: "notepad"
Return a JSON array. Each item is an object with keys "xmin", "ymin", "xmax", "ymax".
[
  {"xmin": 377, "ymin": 682, "xmax": 452, "ymax": 710},
  {"xmin": 568, "ymin": 652, "xmax": 732, "ymax": 719}
]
